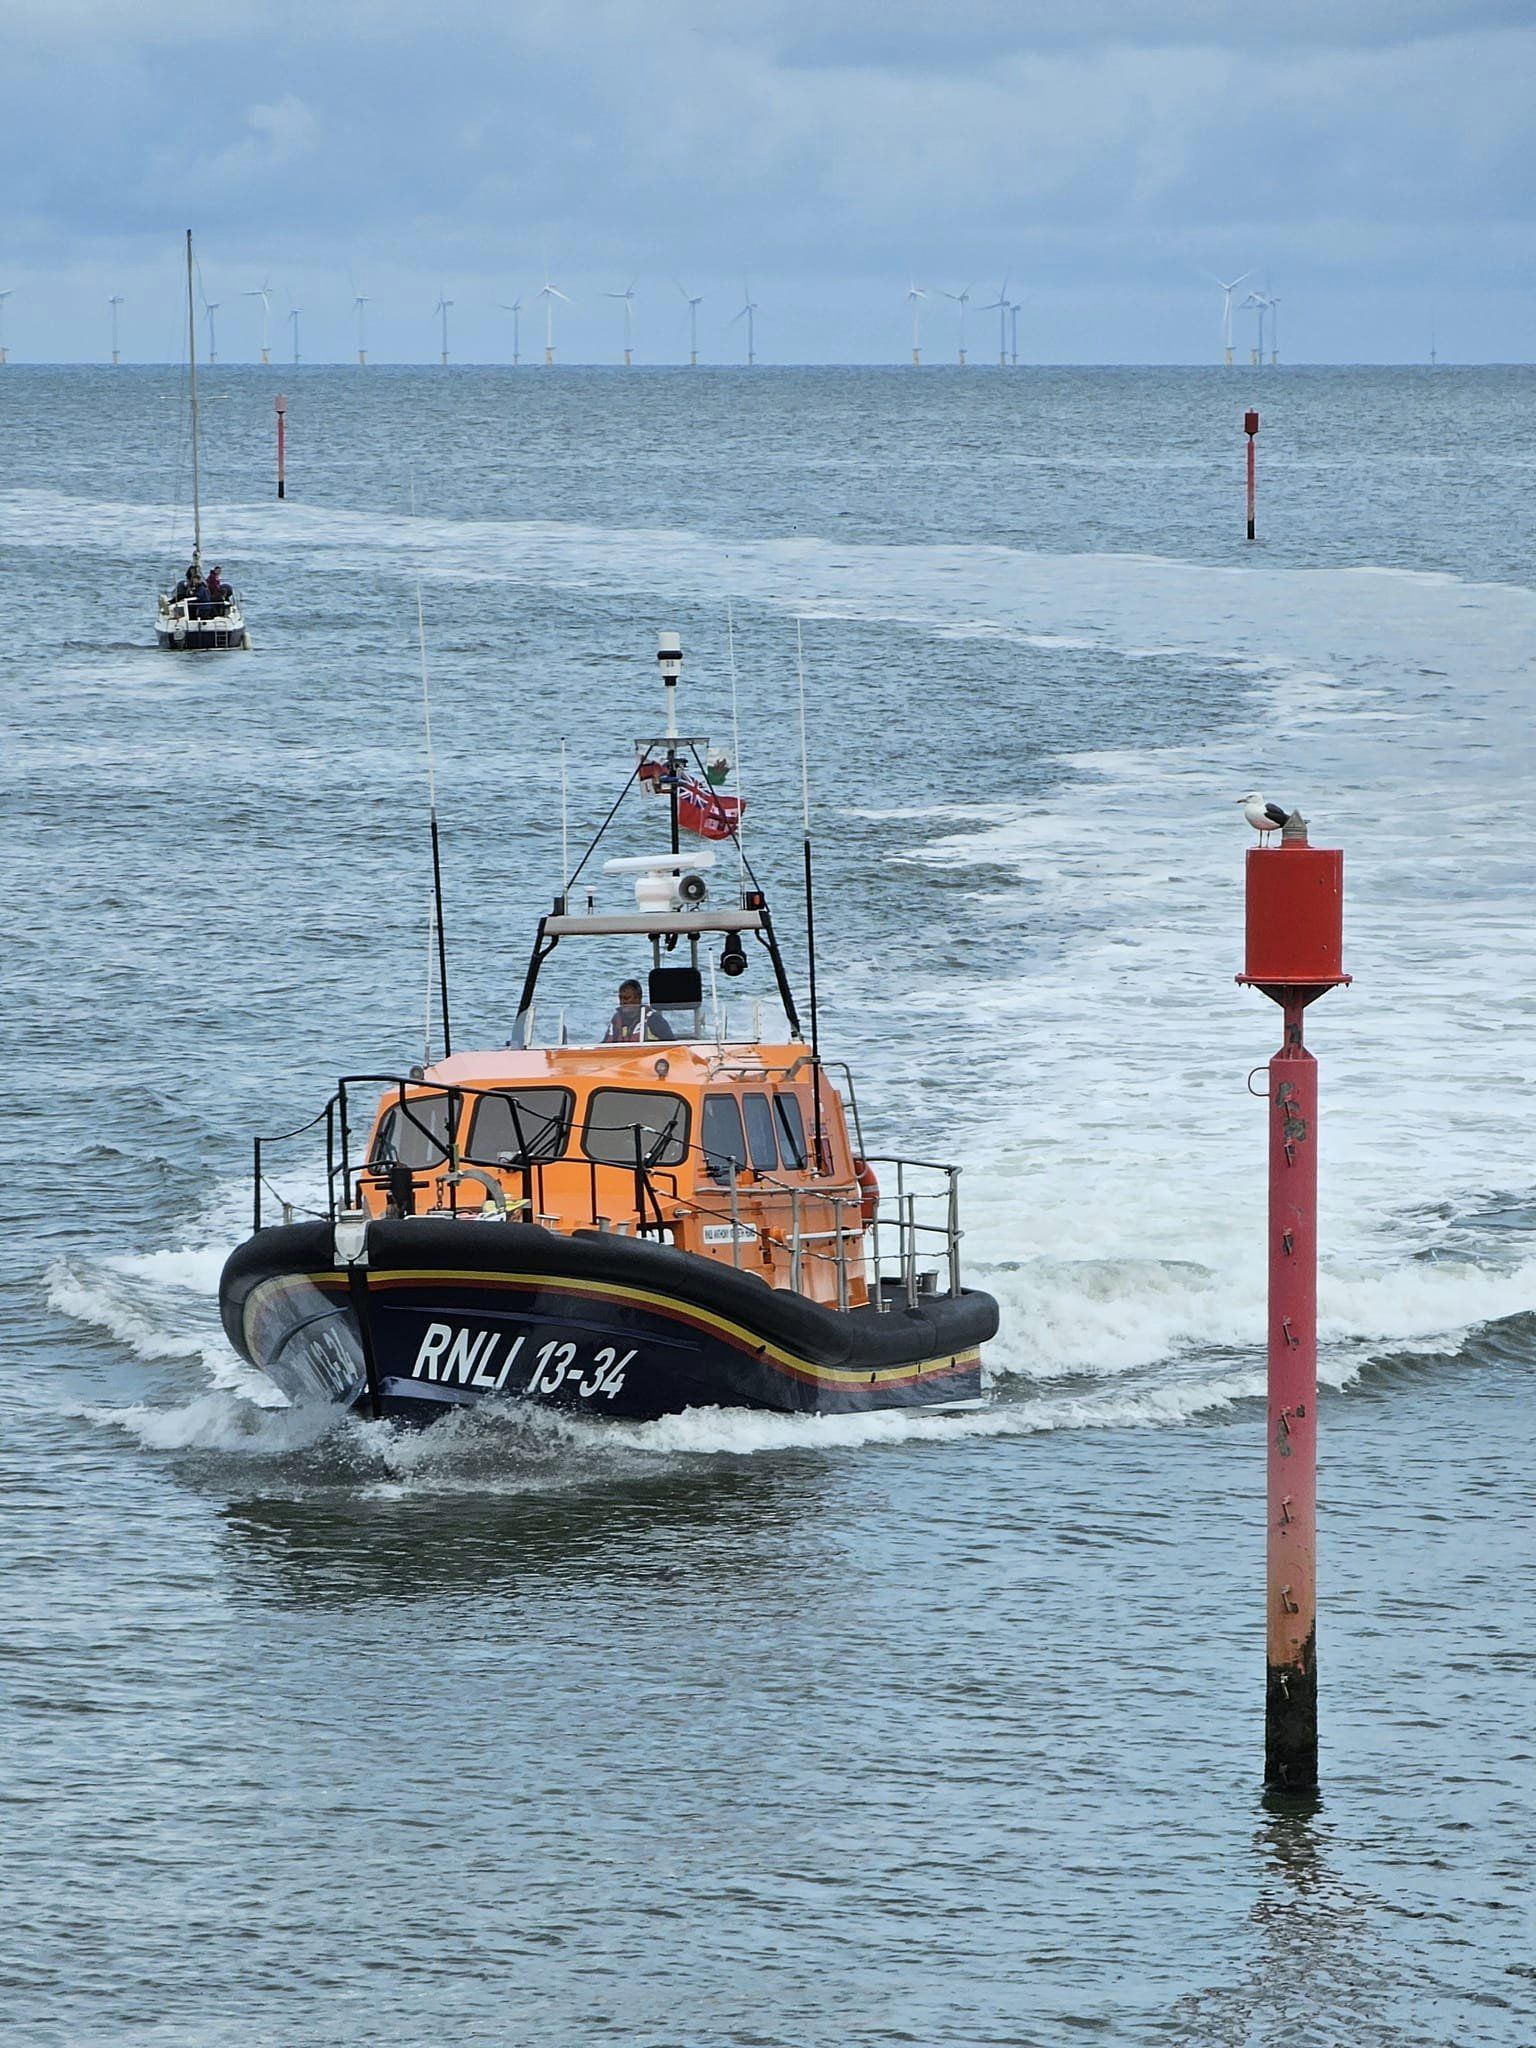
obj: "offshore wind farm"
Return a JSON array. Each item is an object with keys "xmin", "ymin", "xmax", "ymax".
[{"xmin": 0, "ymin": 266, "xmax": 1469, "ymax": 366}]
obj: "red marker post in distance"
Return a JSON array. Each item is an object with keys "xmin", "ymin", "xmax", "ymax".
[
  {"xmin": 1237, "ymin": 810, "xmax": 1349, "ymax": 1795},
  {"xmin": 1244, "ymin": 408, "xmax": 1259, "ymax": 540},
  {"xmin": 275, "ymin": 392, "xmax": 287, "ymax": 501}
]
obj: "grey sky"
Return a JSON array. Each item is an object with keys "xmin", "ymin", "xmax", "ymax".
[{"xmin": 1, "ymin": 0, "xmax": 1531, "ymax": 361}]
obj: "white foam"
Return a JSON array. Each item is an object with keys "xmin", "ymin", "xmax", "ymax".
[
  {"xmin": 29, "ymin": 500, "xmax": 1533, "ymax": 1452},
  {"xmin": 74, "ymin": 1392, "xmax": 331, "ymax": 1453}
]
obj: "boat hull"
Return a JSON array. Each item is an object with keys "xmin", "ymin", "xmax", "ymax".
[
  {"xmin": 220, "ymin": 1218, "xmax": 995, "ymax": 1422},
  {"xmin": 156, "ymin": 622, "xmax": 250, "ymax": 651}
]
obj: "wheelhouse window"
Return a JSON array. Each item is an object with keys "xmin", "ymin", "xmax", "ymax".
[
  {"xmin": 701, "ymin": 1095, "xmax": 748, "ymax": 1183},
  {"xmin": 772, "ymin": 1091, "xmax": 808, "ymax": 1170},
  {"xmin": 370, "ymin": 1094, "xmax": 451, "ymax": 1169},
  {"xmin": 581, "ymin": 1088, "xmax": 691, "ymax": 1168},
  {"xmin": 741, "ymin": 1093, "xmax": 780, "ymax": 1172},
  {"xmin": 464, "ymin": 1087, "xmax": 573, "ymax": 1165}
]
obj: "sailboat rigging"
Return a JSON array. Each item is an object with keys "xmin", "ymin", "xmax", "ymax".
[{"xmin": 155, "ymin": 230, "xmax": 250, "ymax": 651}]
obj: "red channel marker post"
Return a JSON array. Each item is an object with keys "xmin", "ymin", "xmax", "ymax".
[
  {"xmin": 1244, "ymin": 409, "xmax": 1259, "ymax": 541},
  {"xmin": 275, "ymin": 392, "xmax": 287, "ymax": 500},
  {"xmin": 1237, "ymin": 813, "xmax": 1348, "ymax": 1794}
]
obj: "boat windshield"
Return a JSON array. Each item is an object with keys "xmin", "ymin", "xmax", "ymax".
[
  {"xmin": 371, "ymin": 1095, "xmax": 451, "ymax": 1167},
  {"xmin": 581, "ymin": 1087, "xmax": 691, "ymax": 1167},
  {"xmin": 462, "ymin": 1087, "xmax": 573, "ymax": 1164}
]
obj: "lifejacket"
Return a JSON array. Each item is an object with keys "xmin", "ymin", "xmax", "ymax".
[{"xmin": 854, "ymin": 1156, "xmax": 879, "ymax": 1230}]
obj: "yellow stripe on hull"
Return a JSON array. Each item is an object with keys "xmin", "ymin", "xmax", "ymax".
[{"xmin": 246, "ymin": 1266, "xmax": 980, "ymax": 1393}]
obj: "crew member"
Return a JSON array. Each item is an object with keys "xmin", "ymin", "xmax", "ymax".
[{"xmin": 602, "ymin": 979, "xmax": 675, "ymax": 1043}]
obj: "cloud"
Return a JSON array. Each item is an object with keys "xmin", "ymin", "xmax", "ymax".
[{"xmin": 0, "ymin": 2, "xmax": 1532, "ymax": 358}]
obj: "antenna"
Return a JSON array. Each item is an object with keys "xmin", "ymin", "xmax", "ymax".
[
  {"xmin": 416, "ymin": 584, "xmax": 453, "ymax": 1058},
  {"xmin": 795, "ymin": 619, "xmax": 826, "ymax": 1170},
  {"xmin": 658, "ymin": 632, "xmax": 683, "ymax": 854},
  {"xmin": 726, "ymin": 596, "xmax": 745, "ymax": 885},
  {"xmin": 559, "ymin": 738, "xmax": 570, "ymax": 899},
  {"xmin": 108, "ymin": 293, "xmax": 124, "ymax": 365}
]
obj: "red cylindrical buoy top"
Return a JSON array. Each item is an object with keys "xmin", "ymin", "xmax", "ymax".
[
  {"xmin": 1240, "ymin": 840, "xmax": 1347, "ymax": 989},
  {"xmin": 1244, "ymin": 409, "xmax": 1259, "ymax": 436}
]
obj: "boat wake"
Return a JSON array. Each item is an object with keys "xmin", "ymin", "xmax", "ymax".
[{"xmin": 30, "ymin": 513, "xmax": 1536, "ymax": 1472}]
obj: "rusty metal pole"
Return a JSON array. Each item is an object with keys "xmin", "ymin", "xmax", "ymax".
[
  {"xmin": 1244, "ymin": 408, "xmax": 1258, "ymax": 541},
  {"xmin": 1266, "ymin": 995, "xmax": 1319, "ymax": 1789},
  {"xmin": 1238, "ymin": 812, "xmax": 1348, "ymax": 1796},
  {"xmin": 275, "ymin": 392, "xmax": 287, "ymax": 500}
]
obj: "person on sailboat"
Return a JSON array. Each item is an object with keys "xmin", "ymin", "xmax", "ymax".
[{"xmin": 206, "ymin": 566, "xmax": 227, "ymax": 613}]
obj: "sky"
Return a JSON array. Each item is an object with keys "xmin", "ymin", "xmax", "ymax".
[{"xmin": 1, "ymin": 0, "xmax": 1532, "ymax": 363}]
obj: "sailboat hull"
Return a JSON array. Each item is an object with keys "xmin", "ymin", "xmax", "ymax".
[
  {"xmin": 156, "ymin": 623, "xmax": 250, "ymax": 651},
  {"xmin": 156, "ymin": 602, "xmax": 250, "ymax": 651}
]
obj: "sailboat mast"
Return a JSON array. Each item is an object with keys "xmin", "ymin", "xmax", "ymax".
[{"xmin": 186, "ymin": 229, "xmax": 201, "ymax": 566}]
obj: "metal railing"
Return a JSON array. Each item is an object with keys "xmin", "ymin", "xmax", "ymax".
[
  {"xmin": 250, "ymin": 1079, "xmax": 967, "ymax": 1314},
  {"xmin": 861, "ymin": 1156, "xmax": 963, "ymax": 1310}
]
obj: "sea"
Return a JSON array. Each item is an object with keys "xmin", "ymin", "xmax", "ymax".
[{"xmin": 1, "ymin": 363, "xmax": 1533, "ymax": 2047}]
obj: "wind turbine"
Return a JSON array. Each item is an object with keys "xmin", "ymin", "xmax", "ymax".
[
  {"xmin": 1241, "ymin": 289, "xmax": 1268, "ymax": 365},
  {"xmin": 732, "ymin": 280, "xmax": 758, "ymax": 366},
  {"xmin": 906, "ymin": 281, "xmax": 925, "ymax": 365},
  {"xmin": 604, "ymin": 279, "xmax": 637, "ymax": 365},
  {"xmin": 498, "ymin": 300, "xmax": 522, "ymax": 365},
  {"xmin": 434, "ymin": 293, "xmax": 453, "ymax": 365},
  {"xmin": 0, "ymin": 288, "xmax": 11, "ymax": 365},
  {"xmin": 353, "ymin": 294, "xmax": 369, "ymax": 366},
  {"xmin": 204, "ymin": 300, "xmax": 220, "ymax": 364},
  {"xmin": 1266, "ymin": 295, "xmax": 1281, "ymax": 366},
  {"xmin": 289, "ymin": 303, "xmax": 301, "ymax": 365},
  {"xmin": 979, "ymin": 279, "xmax": 1009, "ymax": 365},
  {"xmin": 243, "ymin": 280, "xmax": 272, "ymax": 363},
  {"xmin": 108, "ymin": 293, "xmax": 124, "ymax": 365},
  {"xmin": 1210, "ymin": 271, "xmax": 1250, "ymax": 365},
  {"xmin": 676, "ymin": 281, "xmax": 704, "ymax": 365},
  {"xmin": 537, "ymin": 279, "xmax": 569, "ymax": 365},
  {"xmin": 939, "ymin": 284, "xmax": 973, "ymax": 364},
  {"xmin": 1009, "ymin": 299, "xmax": 1022, "ymax": 367}
]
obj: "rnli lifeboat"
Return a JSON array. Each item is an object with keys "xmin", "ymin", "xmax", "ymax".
[{"xmin": 218, "ymin": 634, "xmax": 998, "ymax": 1423}]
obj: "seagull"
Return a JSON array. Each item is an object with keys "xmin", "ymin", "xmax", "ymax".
[{"xmin": 1237, "ymin": 791, "xmax": 1291, "ymax": 845}]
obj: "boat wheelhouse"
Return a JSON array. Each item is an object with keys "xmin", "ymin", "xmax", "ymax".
[{"xmin": 219, "ymin": 635, "xmax": 997, "ymax": 1421}]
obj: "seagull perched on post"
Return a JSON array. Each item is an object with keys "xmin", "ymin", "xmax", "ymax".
[{"xmin": 1237, "ymin": 791, "xmax": 1292, "ymax": 845}]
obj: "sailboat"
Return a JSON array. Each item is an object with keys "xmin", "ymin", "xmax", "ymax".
[{"xmin": 155, "ymin": 230, "xmax": 250, "ymax": 652}]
